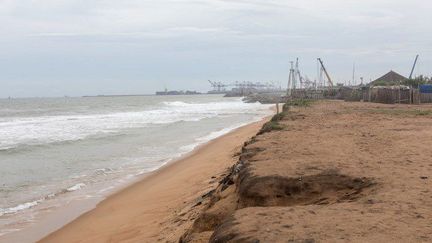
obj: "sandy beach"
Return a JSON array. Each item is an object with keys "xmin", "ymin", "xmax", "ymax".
[
  {"xmin": 181, "ymin": 100, "xmax": 432, "ymax": 242},
  {"xmin": 15, "ymin": 100, "xmax": 432, "ymax": 243},
  {"xmin": 38, "ymin": 116, "xmax": 269, "ymax": 243},
  {"xmin": 2, "ymin": 0, "xmax": 431, "ymax": 242}
]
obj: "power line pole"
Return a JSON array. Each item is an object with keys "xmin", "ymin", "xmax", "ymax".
[{"xmin": 352, "ymin": 62, "xmax": 356, "ymax": 86}]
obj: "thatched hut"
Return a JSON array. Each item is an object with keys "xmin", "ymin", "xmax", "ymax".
[{"xmin": 369, "ymin": 71, "xmax": 408, "ymax": 86}]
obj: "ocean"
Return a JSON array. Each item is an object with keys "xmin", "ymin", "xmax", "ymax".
[{"xmin": 0, "ymin": 94, "xmax": 272, "ymax": 238}]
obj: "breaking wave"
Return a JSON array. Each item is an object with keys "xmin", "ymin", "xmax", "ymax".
[{"xmin": 0, "ymin": 99, "xmax": 267, "ymax": 152}]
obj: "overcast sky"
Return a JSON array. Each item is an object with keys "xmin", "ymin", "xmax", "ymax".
[{"xmin": 1, "ymin": 0, "xmax": 431, "ymax": 97}]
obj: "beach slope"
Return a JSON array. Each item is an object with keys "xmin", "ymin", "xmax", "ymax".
[
  {"xmin": 40, "ymin": 119, "xmax": 269, "ymax": 242},
  {"xmin": 181, "ymin": 100, "xmax": 432, "ymax": 242}
]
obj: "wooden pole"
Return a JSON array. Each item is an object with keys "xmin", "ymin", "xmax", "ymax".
[
  {"xmin": 276, "ymin": 103, "xmax": 279, "ymax": 114},
  {"xmin": 409, "ymin": 87, "xmax": 412, "ymax": 104},
  {"xmin": 398, "ymin": 81, "xmax": 401, "ymax": 104}
]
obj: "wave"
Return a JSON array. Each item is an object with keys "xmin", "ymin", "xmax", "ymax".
[
  {"xmin": 162, "ymin": 101, "xmax": 190, "ymax": 106},
  {"xmin": 66, "ymin": 183, "xmax": 86, "ymax": 192},
  {"xmin": 178, "ymin": 120, "xmax": 256, "ymax": 154},
  {"xmin": 0, "ymin": 110, "xmax": 208, "ymax": 151},
  {"xmin": 0, "ymin": 131, "xmax": 130, "ymax": 154},
  {"xmin": 0, "ymin": 200, "xmax": 42, "ymax": 217},
  {"xmin": 0, "ymin": 99, "xmax": 270, "ymax": 152},
  {"xmin": 0, "ymin": 183, "xmax": 87, "ymax": 217}
]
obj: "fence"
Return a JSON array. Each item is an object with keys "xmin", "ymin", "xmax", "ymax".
[
  {"xmin": 289, "ymin": 86, "xmax": 432, "ymax": 105},
  {"xmin": 290, "ymin": 90, "xmax": 324, "ymax": 100},
  {"xmin": 370, "ymin": 88, "xmax": 411, "ymax": 104},
  {"xmin": 343, "ymin": 87, "xmax": 432, "ymax": 104},
  {"xmin": 341, "ymin": 87, "xmax": 416, "ymax": 104}
]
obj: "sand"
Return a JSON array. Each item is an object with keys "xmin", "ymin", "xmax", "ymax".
[
  {"xmin": 39, "ymin": 117, "xmax": 269, "ymax": 243},
  {"xmin": 181, "ymin": 100, "xmax": 432, "ymax": 242},
  {"xmin": 39, "ymin": 100, "xmax": 432, "ymax": 242}
]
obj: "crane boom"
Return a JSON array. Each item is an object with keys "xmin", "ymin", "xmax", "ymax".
[
  {"xmin": 317, "ymin": 58, "xmax": 333, "ymax": 87},
  {"xmin": 409, "ymin": 55, "xmax": 419, "ymax": 79}
]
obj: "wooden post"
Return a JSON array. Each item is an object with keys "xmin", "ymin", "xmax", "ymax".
[
  {"xmin": 276, "ymin": 103, "xmax": 279, "ymax": 114},
  {"xmin": 409, "ymin": 87, "xmax": 412, "ymax": 104},
  {"xmin": 398, "ymin": 81, "xmax": 401, "ymax": 104}
]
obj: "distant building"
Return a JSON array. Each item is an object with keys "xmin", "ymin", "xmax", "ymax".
[
  {"xmin": 155, "ymin": 90, "xmax": 201, "ymax": 95},
  {"xmin": 369, "ymin": 71, "xmax": 408, "ymax": 86}
]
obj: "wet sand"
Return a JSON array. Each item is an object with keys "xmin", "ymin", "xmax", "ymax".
[{"xmin": 39, "ymin": 117, "xmax": 269, "ymax": 242}]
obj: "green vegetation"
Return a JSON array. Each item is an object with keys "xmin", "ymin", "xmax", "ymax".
[
  {"xmin": 402, "ymin": 76, "xmax": 431, "ymax": 88},
  {"xmin": 367, "ymin": 108, "xmax": 432, "ymax": 117},
  {"xmin": 259, "ymin": 107, "xmax": 289, "ymax": 135},
  {"xmin": 415, "ymin": 110, "xmax": 432, "ymax": 116},
  {"xmin": 372, "ymin": 76, "xmax": 431, "ymax": 88},
  {"xmin": 271, "ymin": 112, "xmax": 286, "ymax": 122},
  {"xmin": 258, "ymin": 121, "xmax": 285, "ymax": 135},
  {"xmin": 284, "ymin": 99, "xmax": 314, "ymax": 109},
  {"xmin": 260, "ymin": 110, "xmax": 287, "ymax": 135},
  {"xmin": 259, "ymin": 99, "xmax": 315, "ymax": 135}
]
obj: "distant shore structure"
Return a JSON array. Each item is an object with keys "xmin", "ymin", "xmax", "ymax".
[
  {"xmin": 207, "ymin": 80, "xmax": 282, "ymax": 97},
  {"xmin": 155, "ymin": 88, "xmax": 201, "ymax": 95}
]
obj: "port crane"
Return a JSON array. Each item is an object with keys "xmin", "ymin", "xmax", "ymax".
[
  {"xmin": 208, "ymin": 80, "xmax": 227, "ymax": 92},
  {"xmin": 409, "ymin": 55, "xmax": 419, "ymax": 79},
  {"xmin": 208, "ymin": 80, "xmax": 279, "ymax": 93},
  {"xmin": 317, "ymin": 58, "xmax": 334, "ymax": 88}
]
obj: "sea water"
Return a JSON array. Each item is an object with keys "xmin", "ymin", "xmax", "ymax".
[{"xmin": 0, "ymin": 94, "xmax": 272, "ymax": 239}]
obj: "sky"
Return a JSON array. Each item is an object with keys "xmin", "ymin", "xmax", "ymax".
[{"xmin": 0, "ymin": 0, "xmax": 431, "ymax": 97}]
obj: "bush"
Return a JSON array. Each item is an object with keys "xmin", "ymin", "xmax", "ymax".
[
  {"xmin": 286, "ymin": 99, "xmax": 314, "ymax": 107},
  {"xmin": 415, "ymin": 110, "xmax": 432, "ymax": 116},
  {"xmin": 403, "ymin": 75, "xmax": 431, "ymax": 88},
  {"xmin": 271, "ymin": 112, "xmax": 286, "ymax": 122},
  {"xmin": 258, "ymin": 121, "xmax": 285, "ymax": 135}
]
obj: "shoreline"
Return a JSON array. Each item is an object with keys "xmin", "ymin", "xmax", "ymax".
[{"xmin": 26, "ymin": 114, "xmax": 271, "ymax": 242}]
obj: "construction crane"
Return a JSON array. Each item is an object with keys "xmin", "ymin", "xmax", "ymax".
[
  {"xmin": 302, "ymin": 75, "xmax": 314, "ymax": 89},
  {"xmin": 287, "ymin": 61, "xmax": 296, "ymax": 96},
  {"xmin": 317, "ymin": 58, "xmax": 334, "ymax": 88},
  {"xmin": 295, "ymin": 58, "xmax": 304, "ymax": 89},
  {"xmin": 409, "ymin": 55, "xmax": 419, "ymax": 79}
]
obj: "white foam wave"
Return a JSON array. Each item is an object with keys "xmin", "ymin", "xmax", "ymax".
[
  {"xmin": 0, "ymin": 99, "xmax": 271, "ymax": 151},
  {"xmin": 162, "ymin": 101, "xmax": 190, "ymax": 106},
  {"xmin": 66, "ymin": 183, "xmax": 86, "ymax": 192},
  {"xmin": 0, "ymin": 182, "xmax": 87, "ymax": 217},
  {"xmin": 0, "ymin": 199, "xmax": 43, "ymax": 217},
  {"xmin": 178, "ymin": 120, "xmax": 258, "ymax": 156}
]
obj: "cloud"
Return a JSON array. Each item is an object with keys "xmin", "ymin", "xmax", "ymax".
[{"xmin": 0, "ymin": 0, "xmax": 431, "ymax": 97}]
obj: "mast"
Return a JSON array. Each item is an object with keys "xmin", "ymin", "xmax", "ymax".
[
  {"xmin": 287, "ymin": 61, "xmax": 296, "ymax": 96},
  {"xmin": 352, "ymin": 62, "xmax": 356, "ymax": 86},
  {"xmin": 409, "ymin": 55, "xmax": 419, "ymax": 79}
]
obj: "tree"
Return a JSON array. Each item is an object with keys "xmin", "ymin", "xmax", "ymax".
[{"xmin": 403, "ymin": 75, "xmax": 431, "ymax": 88}]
